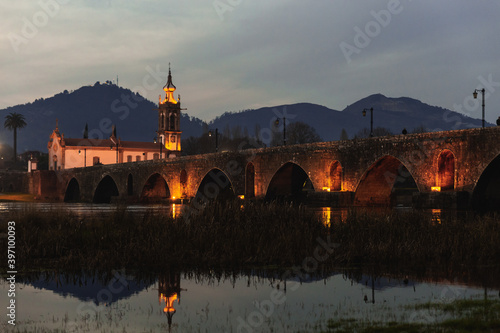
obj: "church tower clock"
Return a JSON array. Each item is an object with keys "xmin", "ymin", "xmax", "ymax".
[{"xmin": 158, "ymin": 65, "xmax": 182, "ymax": 156}]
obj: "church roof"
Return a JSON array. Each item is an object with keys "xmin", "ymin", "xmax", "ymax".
[{"xmin": 62, "ymin": 138, "xmax": 163, "ymax": 150}]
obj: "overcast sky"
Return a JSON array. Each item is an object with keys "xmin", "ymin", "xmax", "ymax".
[{"xmin": 2, "ymin": 0, "xmax": 500, "ymax": 123}]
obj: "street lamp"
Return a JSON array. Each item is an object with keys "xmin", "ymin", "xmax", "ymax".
[
  {"xmin": 154, "ymin": 136, "xmax": 163, "ymax": 159},
  {"xmin": 110, "ymin": 137, "xmax": 119, "ymax": 163},
  {"xmin": 78, "ymin": 148, "xmax": 87, "ymax": 167},
  {"xmin": 362, "ymin": 107, "xmax": 374, "ymax": 137},
  {"xmin": 274, "ymin": 117, "xmax": 286, "ymax": 145},
  {"xmin": 473, "ymin": 88, "xmax": 485, "ymax": 128},
  {"xmin": 208, "ymin": 128, "xmax": 219, "ymax": 152}
]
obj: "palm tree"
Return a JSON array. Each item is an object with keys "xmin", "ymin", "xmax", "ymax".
[{"xmin": 4, "ymin": 112, "xmax": 27, "ymax": 162}]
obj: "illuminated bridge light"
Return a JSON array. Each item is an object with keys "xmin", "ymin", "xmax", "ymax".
[
  {"xmin": 322, "ymin": 187, "xmax": 331, "ymax": 192},
  {"xmin": 431, "ymin": 187, "xmax": 441, "ymax": 192}
]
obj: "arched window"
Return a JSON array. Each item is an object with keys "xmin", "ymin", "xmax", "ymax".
[{"xmin": 170, "ymin": 114, "xmax": 176, "ymax": 131}]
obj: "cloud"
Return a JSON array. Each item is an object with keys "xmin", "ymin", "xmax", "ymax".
[{"xmin": 1, "ymin": 0, "xmax": 500, "ymax": 124}]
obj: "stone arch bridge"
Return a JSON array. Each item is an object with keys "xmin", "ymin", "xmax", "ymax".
[{"xmin": 30, "ymin": 127, "xmax": 500, "ymax": 210}]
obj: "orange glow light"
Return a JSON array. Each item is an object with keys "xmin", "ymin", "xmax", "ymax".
[
  {"xmin": 322, "ymin": 187, "xmax": 331, "ymax": 192},
  {"xmin": 322, "ymin": 207, "xmax": 331, "ymax": 227},
  {"xmin": 160, "ymin": 293, "xmax": 178, "ymax": 313},
  {"xmin": 238, "ymin": 195, "xmax": 245, "ymax": 200},
  {"xmin": 431, "ymin": 186, "xmax": 441, "ymax": 192}
]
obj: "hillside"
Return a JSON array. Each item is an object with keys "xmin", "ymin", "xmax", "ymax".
[
  {"xmin": 0, "ymin": 82, "xmax": 205, "ymax": 152},
  {"xmin": 0, "ymin": 84, "xmax": 491, "ymax": 153},
  {"xmin": 209, "ymin": 94, "xmax": 487, "ymax": 143}
]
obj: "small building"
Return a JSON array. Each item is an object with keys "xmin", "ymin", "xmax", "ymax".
[{"xmin": 47, "ymin": 66, "xmax": 183, "ymax": 170}]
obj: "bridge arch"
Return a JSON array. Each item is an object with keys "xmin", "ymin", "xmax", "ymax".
[
  {"xmin": 64, "ymin": 177, "xmax": 80, "ymax": 202},
  {"xmin": 437, "ymin": 149, "xmax": 455, "ymax": 191},
  {"xmin": 245, "ymin": 162, "xmax": 255, "ymax": 198},
  {"xmin": 265, "ymin": 162, "xmax": 313, "ymax": 201},
  {"xmin": 354, "ymin": 155, "xmax": 418, "ymax": 206},
  {"xmin": 471, "ymin": 153, "xmax": 500, "ymax": 211},
  {"xmin": 93, "ymin": 175, "xmax": 119, "ymax": 203},
  {"xmin": 194, "ymin": 168, "xmax": 235, "ymax": 203},
  {"xmin": 140, "ymin": 173, "xmax": 171, "ymax": 202},
  {"xmin": 329, "ymin": 161, "xmax": 342, "ymax": 191}
]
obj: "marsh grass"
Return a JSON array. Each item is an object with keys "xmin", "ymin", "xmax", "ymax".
[
  {"xmin": 1, "ymin": 202, "xmax": 499, "ymax": 273},
  {"xmin": 1, "ymin": 201, "xmax": 328, "ymax": 270},
  {"xmin": 330, "ymin": 209, "xmax": 500, "ymax": 271}
]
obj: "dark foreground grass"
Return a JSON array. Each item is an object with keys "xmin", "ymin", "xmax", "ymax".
[
  {"xmin": 1, "ymin": 201, "xmax": 499, "ymax": 272},
  {"xmin": 330, "ymin": 209, "xmax": 500, "ymax": 272},
  {"xmin": 1, "ymin": 201, "xmax": 327, "ymax": 270},
  {"xmin": 322, "ymin": 299, "xmax": 500, "ymax": 333}
]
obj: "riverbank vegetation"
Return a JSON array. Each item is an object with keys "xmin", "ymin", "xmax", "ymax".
[
  {"xmin": 1, "ymin": 201, "xmax": 499, "ymax": 275},
  {"xmin": 322, "ymin": 298, "xmax": 500, "ymax": 332}
]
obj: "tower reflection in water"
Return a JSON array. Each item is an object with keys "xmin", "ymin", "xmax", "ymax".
[{"xmin": 158, "ymin": 272, "xmax": 183, "ymax": 330}]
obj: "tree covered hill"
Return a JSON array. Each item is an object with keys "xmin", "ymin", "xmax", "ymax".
[
  {"xmin": 0, "ymin": 82, "xmax": 205, "ymax": 152},
  {"xmin": 1, "ymin": 83, "xmax": 490, "ymax": 154}
]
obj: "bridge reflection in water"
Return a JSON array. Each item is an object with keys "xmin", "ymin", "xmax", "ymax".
[{"xmin": 0, "ymin": 202, "xmax": 452, "ymax": 231}]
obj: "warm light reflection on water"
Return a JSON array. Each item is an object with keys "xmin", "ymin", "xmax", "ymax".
[
  {"xmin": 0, "ymin": 202, "xmax": 453, "ymax": 226},
  {"xmin": 0, "ymin": 202, "xmax": 184, "ymax": 220},
  {"xmin": 432, "ymin": 208, "xmax": 442, "ymax": 224}
]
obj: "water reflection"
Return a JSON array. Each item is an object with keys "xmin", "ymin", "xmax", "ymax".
[
  {"xmin": 319, "ymin": 206, "xmax": 350, "ymax": 226},
  {"xmin": 158, "ymin": 272, "xmax": 182, "ymax": 331},
  {"xmin": 5, "ymin": 269, "xmax": 499, "ymax": 332},
  {"xmin": 0, "ymin": 202, "xmax": 184, "ymax": 220},
  {"xmin": 432, "ymin": 208, "xmax": 442, "ymax": 224},
  {"xmin": 0, "ymin": 202, "xmax": 466, "ymax": 226}
]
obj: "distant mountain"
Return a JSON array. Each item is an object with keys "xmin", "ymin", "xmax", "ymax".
[
  {"xmin": 1, "ymin": 85, "xmax": 490, "ymax": 153},
  {"xmin": 0, "ymin": 82, "xmax": 205, "ymax": 152},
  {"xmin": 209, "ymin": 94, "xmax": 488, "ymax": 144}
]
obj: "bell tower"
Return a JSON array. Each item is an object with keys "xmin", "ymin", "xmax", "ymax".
[{"xmin": 158, "ymin": 64, "xmax": 182, "ymax": 156}]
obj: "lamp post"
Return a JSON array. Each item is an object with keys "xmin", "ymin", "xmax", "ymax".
[
  {"xmin": 473, "ymin": 88, "xmax": 485, "ymax": 128},
  {"xmin": 208, "ymin": 128, "xmax": 219, "ymax": 152},
  {"xmin": 274, "ymin": 117, "xmax": 286, "ymax": 145},
  {"xmin": 154, "ymin": 136, "xmax": 163, "ymax": 159},
  {"xmin": 78, "ymin": 148, "xmax": 87, "ymax": 167},
  {"xmin": 362, "ymin": 108, "xmax": 374, "ymax": 137},
  {"xmin": 110, "ymin": 138, "xmax": 119, "ymax": 163}
]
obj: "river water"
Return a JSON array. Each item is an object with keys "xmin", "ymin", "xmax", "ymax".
[{"xmin": 1, "ymin": 202, "xmax": 499, "ymax": 332}]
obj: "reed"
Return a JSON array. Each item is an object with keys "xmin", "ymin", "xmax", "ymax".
[
  {"xmin": 1, "ymin": 201, "xmax": 327, "ymax": 270},
  {"xmin": 1, "ymin": 202, "xmax": 499, "ymax": 273},
  {"xmin": 329, "ymin": 209, "xmax": 500, "ymax": 272}
]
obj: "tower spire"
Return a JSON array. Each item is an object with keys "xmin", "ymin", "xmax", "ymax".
[{"xmin": 162, "ymin": 63, "xmax": 177, "ymax": 104}]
